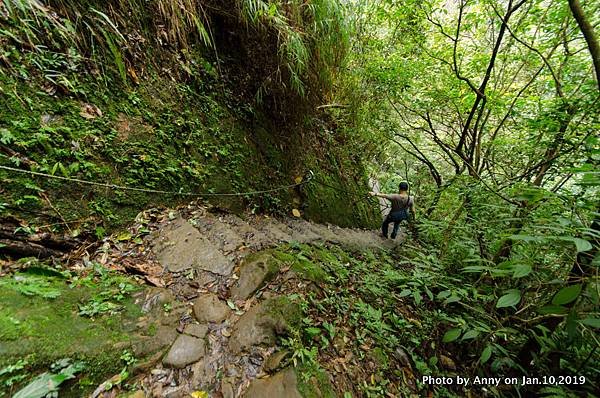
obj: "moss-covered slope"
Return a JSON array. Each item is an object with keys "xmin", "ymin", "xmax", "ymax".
[{"xmin": 0, "ymin": 0, "xmax": 379, "ymax": 239}]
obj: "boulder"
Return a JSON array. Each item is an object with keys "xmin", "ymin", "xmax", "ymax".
[
  {"xmin": 152, "ymin": 217, "xmax": 232, "ymax": 275},
  {"xmin": 193, "ymin": 294, "xmax": 230, "ymax": 323},
  {"xmin": 230, "ymin": 252, "xmax": 280, "ymax": 300},
  {"xmin": 162, "ymin": 334, "xmax": 205, "ymax": 368},
  {"xmin": 229, "ymin": 297, "xmax": 300, "ymax": 354},
  {"xmin": 183, "ymin": 323, "xmax": 209, "ymax": 339},
  {"xmin": 264, "ymin": 350, "xmax": 289, "ymax": 373},
  {"xmin": 242, "ymin": 368, "xmax": 302, "ymax": 398}
]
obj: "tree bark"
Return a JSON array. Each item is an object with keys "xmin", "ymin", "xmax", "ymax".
[{"xmin": 568, "ymin": 0, "xmax": 600, "ymax": 91}]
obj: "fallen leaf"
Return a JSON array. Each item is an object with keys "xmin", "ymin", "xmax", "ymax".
[
  {"xmin": 116, "ymin": 231, "xmax": 132, "ymax": 241},
  {"xmin": 292, "ymin": 209, "xmax": 301, "ymax": 217},
  {"xmin": 439, "ymin": 354, "xmax": 456, "ymax": 370},
  {"xmin": 226, "ymin": 299, "xmax": 237, "ymax": 310},
  {"xmin": 294, "ymin": 176, "xmax": 303, "ymax": 184},
  {"xmin": 80, "ymin": 103, "xmax": 102, "ymax": 119},
  {"xmin": 190, "ymin": 392, "xmax": 209, "ymax": 398}
]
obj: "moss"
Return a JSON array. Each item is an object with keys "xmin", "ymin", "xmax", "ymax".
[
  {"xmin": 0, "ymin": 271, "xmax": 145, "ymax": 396},
  {"xmin": 264, "ymin": 296, "xmax": 303, "ymax": 332},
  {"xmin": 295, "ymin": 364, "xmax": 336, "ymax": 398},
  {"xmin": 272, "ymin": 250, "xmax": 296, "ymax": 264},
  {"xmin": 370, "ymin": 347, "xmax": 389, "ymax": 369},
  {"xmin": 291, "ymin": 258, "xmax": 329, "ymax": 283}
]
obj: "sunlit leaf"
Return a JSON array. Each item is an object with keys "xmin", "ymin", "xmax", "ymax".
[{"xmin": 511, "ymin": 264, "xmax": 532, "ymax": 278}]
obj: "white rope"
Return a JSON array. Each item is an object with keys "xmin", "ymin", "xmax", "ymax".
[{"xmin": 0, "ymin": 165, "xmax": 313, "ymax": 197}]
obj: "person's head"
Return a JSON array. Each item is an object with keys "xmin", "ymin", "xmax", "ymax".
[{"xmin": 398, "ymin": 181, "xmax": 409, "ymax": 192}]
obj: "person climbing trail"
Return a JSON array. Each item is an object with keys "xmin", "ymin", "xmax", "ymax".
[{"xmin": 370, "ymin": 182, "xmax": 415, "ymax": 239}]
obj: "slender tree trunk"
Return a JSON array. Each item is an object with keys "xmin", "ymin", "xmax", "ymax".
[{"xmin": 568, "ymin": 0, "xmax": 600, "ymax": 91}]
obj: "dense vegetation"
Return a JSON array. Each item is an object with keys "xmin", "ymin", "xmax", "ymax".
[
  {"xmin": 0, "ymin": 0, "xmax": 377, "ymax": 232},
  {"xmin": 339, "ymin": 0, "xmax": 600, "ymax": 396},
  {"xmin": 1, "ymin": 0, "xmax": 599, "ymax": 397}
]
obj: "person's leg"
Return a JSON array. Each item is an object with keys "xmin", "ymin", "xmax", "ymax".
[
  {"xmin": 391, "ymin": 221, "xmax": 401, "ymax": 239},
  {"xmin": 381, "ymin": 217, "xmax": 391, "ymax": 238}
]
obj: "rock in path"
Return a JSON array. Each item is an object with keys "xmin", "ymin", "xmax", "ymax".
[
  {"xmin": 183, "ymin": 323, "xmax": 208, "ymax": 339},
  {"xmin": 242, "ymin": 368, "xmax": 302, "ymax": 398},
  {"xmin": 229, "ymin": 297, "xmax": 300, "ymax": 354},
  {"xmin": 152, "ymin": 217, "xmax": 233, "ymax": 275},
  {"xmin": 163, "ymin": 334, "xmax": 205, "ymax": 368},
  {"xmin": 193, "ymin": 293, "xmax": 230, "ymax": 323},
  {"xmin": 231, "ymin": 252, "xmax": 281, "ymax": 300}
]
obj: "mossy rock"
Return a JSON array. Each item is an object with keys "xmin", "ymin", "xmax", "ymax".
[
  {"xmin": 231, "ymin": 250, "xmax": 282, "ymax": 300},
  {"xmin": 229, "ymin": 296, "xmax": 302, "ymax": 354},
  {"xmin": 291, "ymin": 258, "xmax": 329, "ymax": 283},
  {"xmin": 0, "ymin": 269, "xmax": 169, "ymax": 397},
  {"xmin": 295, "ymin": 364, "xmax": 336, "ymax": 398}
]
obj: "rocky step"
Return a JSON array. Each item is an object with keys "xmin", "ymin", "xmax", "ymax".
[{"xmin": 152, "ymin": 217, "xmax": 233, "ymax": 275}]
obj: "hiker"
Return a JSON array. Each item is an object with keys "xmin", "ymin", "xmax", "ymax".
[{"xmin": 370, "ymin": 182, "xmax": 415, "ymax": 239}]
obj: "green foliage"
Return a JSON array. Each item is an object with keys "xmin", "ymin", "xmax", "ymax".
[
  {"xmin": 0, "ymin": 262, "xmax": 144, "ymax": 397},
  {"xmin": 73, "ymin": 264, "xmax": 140, "ymax": 317},
  {"xmin": 0, "ymin": 273, "xmax": 63, "ymax": 299},
  {"xmin": 239, "ymin": 0, "xmax": 349, "ymax": 97},
  {"xmin": 13, "ymin": 359, "xmax": 85, "ymax": 398}
]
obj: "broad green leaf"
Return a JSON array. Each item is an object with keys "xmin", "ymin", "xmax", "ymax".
[
  {"xmin": 480, "ymin": 345, "xmax": 492, "ymax": 364},
  {"xmin": 13, "ymin": 372, "xmax": 57, "ymax": 398},
  {"xmin": 512, "ymin": 264, "xmax": 532, "ymax": 278},
  {"xmin": 413, "ymin": 291, "xmax": 422, "ymax": 305},
  {"xmin": 305, "ymin": 327, "xmax": 321, "ymax": 337},
  {"xmin": 496, "ymin": 289, "xmax": 521, "ymax": 308},
  {"xmin": 399, "ymin": 289, "xmax": 411, "ymax": 297},
  {"xmin": 461, "ymin": 329, "xmax": 479, "ymax": 340},
  {"xmin": 565, "ymin": 311, "xmax": 578, "ymax": 339},
  {"xmin": 559, "ymin": 237, "xmax": 593, "ymax": 252},
  {"xmin": 580, "ymin": 318, "xmax": 600, "ymax": 328},
  {"xmin": 538, "ymin": 305, "xmax": 568, "ymax": 315},
  {"xmin": 572, "ymin": 238, "xmax": 592, "ymax": 253},
  {"xmin": 442, "ymin": 327, "xmax": 461, "ymax": 343},
  {"xmin": 444, "ymin": 295, "xmax": 461, "ymax": 305},
  {"xmin": 551, "ymin": 284, "xmax": 582, "ymax": 305},
  {"xmin": 116, "ymin": 231, "xmax": 132, "ymax": 241}
]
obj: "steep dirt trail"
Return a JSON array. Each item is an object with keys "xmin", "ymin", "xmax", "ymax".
[{"xmin": 91, "ymin": 202, "xmax": 405, "ymax": 398}]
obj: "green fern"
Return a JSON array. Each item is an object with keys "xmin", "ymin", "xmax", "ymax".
[{"xmin": 0, "ymin": 274, "xmax": 62, "ymax": 299}]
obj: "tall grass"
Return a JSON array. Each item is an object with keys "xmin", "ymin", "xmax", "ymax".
[
  {"xmin": 238, "ymin": 0, "xmax": 349, "ymax": 97},
  {"xmin": 1, "ymin": 0, "xmax": 214, "ymax": 85},
  {"xmin": 1, "ymin": 0, "xmax": 348, "ymax": 98}
]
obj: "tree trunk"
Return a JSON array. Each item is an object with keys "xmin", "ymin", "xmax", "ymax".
[{"xmin": 568, "ymin": 0, "xmax": 600, "ymax": 91}]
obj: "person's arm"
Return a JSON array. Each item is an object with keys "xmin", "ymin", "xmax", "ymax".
[
  {"xmin": 370, "ymin": 192, "xmax": 392, "ymax": 200},
  {"xmin": 410, "ymin": 197, "xmax": 416, "ymax": 219}
]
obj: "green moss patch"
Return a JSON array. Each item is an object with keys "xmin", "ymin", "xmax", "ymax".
[{"xmin": 0, "ymin": 266, "xmax": 146, "ymax": 397}]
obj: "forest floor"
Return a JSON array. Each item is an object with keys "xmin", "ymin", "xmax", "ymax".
[{"xmin": 2, "ymin": 201, "xmax": 454, "ymax": 398}]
